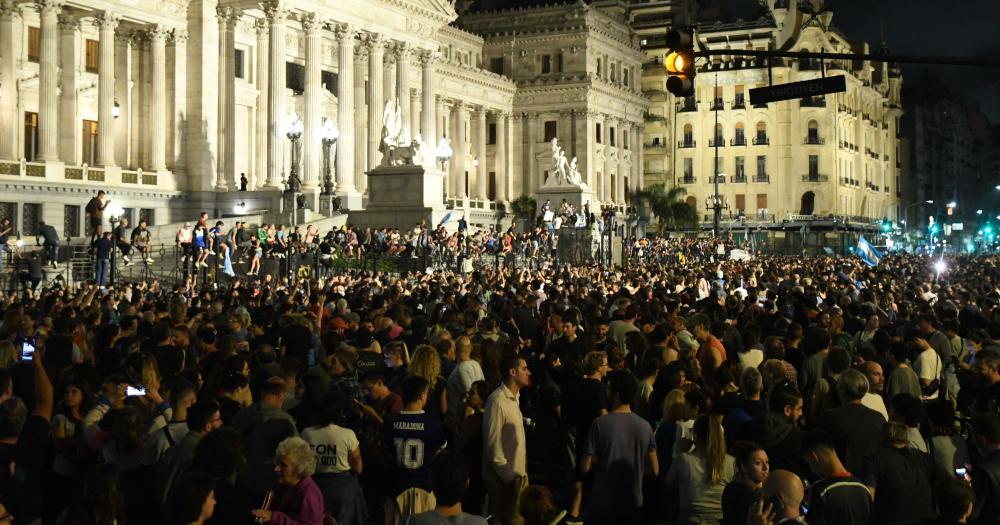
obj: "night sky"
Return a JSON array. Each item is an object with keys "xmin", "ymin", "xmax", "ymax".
[{"xmin": 470, "ymin": 0, "xmax": 1000, "ymax": 124}]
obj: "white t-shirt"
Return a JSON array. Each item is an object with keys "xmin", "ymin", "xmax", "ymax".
[
  {"xmin": 302, "ymin": 423, "xmax": 359, "ymax": 474},
  {"xmin": 914, "ymin": 348, "xmax": 942, "ymax": 400}
]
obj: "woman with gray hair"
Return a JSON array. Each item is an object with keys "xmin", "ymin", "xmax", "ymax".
[{"xmin": 251, "ymin": 436, "xmax": 324, "ymax": 525}]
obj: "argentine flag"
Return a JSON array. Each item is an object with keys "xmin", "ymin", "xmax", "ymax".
[
  {"xmin": 856, "ymin": 235, "xmax": 882, "ymax": 267},
  {"xmin": 437, "ymin": 211, "xmax": 453, "ymax": 228}
]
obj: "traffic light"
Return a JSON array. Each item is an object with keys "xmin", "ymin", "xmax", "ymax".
[{"xmin": 665, "ymin": 27, "xmax": 695, "ymax": 97}]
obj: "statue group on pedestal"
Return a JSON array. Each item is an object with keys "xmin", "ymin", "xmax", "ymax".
[
  {"xmin": 547, "ymin": 138, "xmax": 583, "ymax": 186},
  {"xmin": 379, "ymin": 101, "xmax": 434, "ymax": 169}
]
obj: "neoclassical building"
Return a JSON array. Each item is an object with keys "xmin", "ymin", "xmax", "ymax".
[
  {"xmin": 634, "ymin": 0, "xmax": 903, "ymax": 227},
  {"xmin": 0, "ymin": 0, "xmax": 647, "ymax": 238}
]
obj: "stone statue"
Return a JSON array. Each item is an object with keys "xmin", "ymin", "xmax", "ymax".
[
  {"xmin": 380, "ymin": 101, "xmax": 431, "ymax": 167},
  {"xmin": 546, "ymin": 137, "xmax": 583, "ymax": 187}
]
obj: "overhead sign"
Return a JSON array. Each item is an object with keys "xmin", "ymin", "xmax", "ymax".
[
  {"xmin": 952, "ymin": 223, "xmax": 964, "ymax": 231},
  {"xmin": 749, "ymin": 75, "xmax": 847, "ymax": 105}
]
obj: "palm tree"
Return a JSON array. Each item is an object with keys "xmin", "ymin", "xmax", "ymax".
[{"xmin": 633, "ymin": 183, "xmax": 698, "ymax": 233}]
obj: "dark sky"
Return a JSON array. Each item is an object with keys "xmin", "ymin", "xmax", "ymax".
[{"xmin": 826, "ymin": 0, "xmax": 1000, "ymax": 124}]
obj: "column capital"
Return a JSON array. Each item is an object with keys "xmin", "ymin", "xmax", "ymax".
[
  {"xmin": 57, "ymin": 13, "xmax": 79, "ymax": 32},
  {"xmin": 354, "ymin": 44, "xmax": 368, "ymax": 61},
  {"xmin": 169, "ymin": 28, "xmax": 188, "ymax": 44},
  {"xmin": 261, "ymin": 1, "xmax": 288, "ymax": 23},
  {"xmin": 494, "ymin": 110, "xmax": 512, "ymax": 119},
  {"xmin": 511, "ymin": 112, "xmax": 523, "ymax": 122},
  {"xmin": 417, "ymin": 48, "xmax": 438, "ymax": 67},
  {"xmin": 253, "ymin": 17, "xmax": 268, "ymax": 35},
  {"xmin": 525, "ymin": 112, "xmax": 539, "ymax": 121},
  {"xmin": 474, "ymin": 105, "xmax": 488, "ymax": 118},
  {"xmin": 0, "ymin": 0, "xmax": 22, "ymax": 18},
  {"xmin": 93, "ymin": 11, "xmax": 119, "ymax": 31},
  {"xmin": 147, "ymin": 24, "xmax": 169, "ymax": 42},
  {"xmin": 451, "ymin": 100, "xmax": 467, "ymax": 113},
  {"xmin": 332, "ymin": 23, "xmax": 355, "ymax": 42},
  {"xmin": 35, "ymin": 0, "xmax": 62, "ymax": 16},
  {"xmin": 361, "ymin": 32, "xmax": 386, "ymax": 52},
  {"xmin": 298, "ymin": 12, "xmax": 322, "ymax": 32},
  {"xmin": 393, "ymin": 42, "xmax": 412, "ymax": 59},
  {"xmin": 216, "ymin": 6, "xmax": 241, "ymax": 28}
]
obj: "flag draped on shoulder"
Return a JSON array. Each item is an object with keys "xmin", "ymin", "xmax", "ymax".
[{"xmin": 856, "ymin": 235, "xmax": 882, "ymax": 267}]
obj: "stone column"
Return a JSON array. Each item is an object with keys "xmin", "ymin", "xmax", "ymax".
[
  {"xmin": 353, "ymin": 46, "xmax": 366, "ymax": 192},
  {"xmin": 216, "ymin": 7, "xmax": 238, "ymax": 189},
  {"xmin": 600, "ymin": 114, "xmax": 610, "ymax": 201},
  {"xmin": 451, "ymin": 102, "xmax": 467, "ymax": 198},
  {"xmin": 616, "ymin": 119, "xmax": 626, "ymax": 204},
  {"xmin": 36, "ymin": 0, "xmax": 61, "ymax": 162},
  {"xmin": 364, "ymin": 33, "xmax": 385, "ymax": 170},
  {"xmin": 58, "ymin": 14, "xmax": 80, "ymax": 165},
  {"xmin": 0, "ymin": 1, "xmax": 19, "ymax": 160},
  {"xmin": 474, "ymin": 106, "xmax": 487, "ymax": 200},
  {"xmin": 495, "ymin": 111, "xmax": 509, "ymax": 203},
  {"xmin": 410, "ymin": 89, "xmax": 420, "ymax": 140},
  {"xmin": 253, "ymin": 19, "xmax": 268, "ymax": 189},
  {"xmin": 334, "ymin": 23, "xmax": 355, "ymax": 192},
  {"xmin": 435, "ymin": 95, "xmax": 446, "ymax": 146},
  {"xmin": 511, "ymin": 113, "xmax": 523, "ymax": 196},
  {"xmin": 525, "ymin": 113, "xmax": 537, "ymax": 194},
  {"xmin": 383, "ymin": 48, "xmax": 395, "ymax": 109},
  {"xmin": 169, "ymin": 30, "xmax": 187, "ymax": 176},
  {"xmin": 636, "ymin": 124, "xmax": 644, "ymax": 189},
  {"xmin": 394, "ymin": 43, "xmax": 411, "ymax": 138},
  {"xmin": 94, "ymin": 11, "xmax": 118, "ymax": 166},
  {"xmin": 301, "ymin": 12, "xmax": 321, "ymax": 191},
  {"xmin": 149, "ymin": 25, "xmax": 168, "ymax": 172},
  {"xmin": 419, "ymin": 50, "xmax": 436, "ymax": 145},
  {"xmin": 264, "ymin": 2, "xmax": 286, "ymax": 188}
]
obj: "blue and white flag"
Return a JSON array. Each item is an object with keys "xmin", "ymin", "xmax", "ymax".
[
  {"xmin": 437, "ymin": 211, "xmax": 453, "ymax": 227},
  {"xmin": 856, "ymin": 235, "xmax": 882, "ymax": 267}
]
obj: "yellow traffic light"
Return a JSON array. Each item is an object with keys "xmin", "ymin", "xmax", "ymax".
[{"xmin": 665, "ymin": 28, "xmax": 695, "ymax": 97}]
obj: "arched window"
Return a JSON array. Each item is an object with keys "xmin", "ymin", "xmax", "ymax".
[
  {"xmin": 734, "ymin": 122, "xmax": 745, "ymax": 145},
  {"xmin": 800, "ymin": 191, "xmax": 815, "ymax": 215},
  {"xmin": 682, "ymin": 124, "xmax": 694, "ymax": 146},
  {"xmin": 713, "ymin": 123, "xmax": 723, "ymax": 145},
  {"xmin": 755, "ymin": 122, "xmax": 767, "ymax": 144},
  {"xmin": 807, "ymin": 120, "xmax": 819, "ymax": 143}
]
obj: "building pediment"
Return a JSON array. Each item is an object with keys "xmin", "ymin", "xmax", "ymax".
[{"xmin": 380, "ymin": 0, "xmax": 458, "ymax": 25}]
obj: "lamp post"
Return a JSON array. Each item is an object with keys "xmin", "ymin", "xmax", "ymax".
[
  {"xmin": 285, "ymin": 112, "xmax": 304, "ymax": 285},
  {"xmin": 105, "ymin": 204, "xmax": 124, "ymax": 287},
  {"xmin": 434, "ymin": 138, "xmax": 453, "ymax": 202},
  {"xmin": 320, "ymin": 119, "xmax": 339, "ymax": 196}
]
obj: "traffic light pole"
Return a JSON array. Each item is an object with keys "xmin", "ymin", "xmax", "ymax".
[
  {"xmin": 692, "ymin": 48, "xmax": 1000, "ymax": 68},
  {"xmin": 712, "ymin": 73, "xmax": 720, "ymax": 239}
]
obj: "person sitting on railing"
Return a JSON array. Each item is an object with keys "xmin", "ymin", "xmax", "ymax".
[
  {"xmin": 193, "ymin": 222, "xmax": 210, "ymax": 268},
  {"xmin": 248, "ymin": 237, "xmax": 262, "ymax": 276},
  {"xmin": 131, "ymin": 219, "xmax": 153, "ymax": 265},
  {"xmin": 209, "ymin": 221, "xmax": 228, "ymax": 267},
  {"xmin": 345, "ymin": 226, "xmax": 359, "ymax": 258},
  {"xmin": 113, "ymin": 217, "xmax": 134, "ymax": 266},
  {"xmin": 274, "ymin": 224, "xmax": 289, "ymax": 259}
]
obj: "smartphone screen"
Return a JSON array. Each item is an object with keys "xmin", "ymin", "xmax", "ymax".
[
  {"xmin": 126, "ymin": 385, "xmax": 147, "ymax": 397},
  {"xmin": 21, "ymin": 337, "xmax": 36, "ymax": 361}
]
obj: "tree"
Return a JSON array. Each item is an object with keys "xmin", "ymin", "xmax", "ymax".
[
  {"xmin": 510, "ymin": 195, "xmax": 537, "ymax": 220},
  {"xmin": 633, "ymin": 183, "xmax": 698, "ymax": 233}
]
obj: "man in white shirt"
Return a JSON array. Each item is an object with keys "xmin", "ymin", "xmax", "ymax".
[
  {"xmin": 914, "ymin": 336, "xmax": 943, "ymax": 401},
  {"xmin": 859, "ymin": 361, "xmax": 889, "ymax": 420},
  {"xmin": 483, "ymin": 354, "xmax": 531, "ymax": 525}
]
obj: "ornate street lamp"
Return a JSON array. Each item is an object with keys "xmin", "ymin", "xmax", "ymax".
[
  {"xmin": 285, "ymin": 112, "xmax": 305, "ymax": 195},
  {"xmin": 106, "ymin": 203, "xmax": 124, "ymax": 286},
  {"xmin": 320, "ymin": 119, "xmax": 339, "ymax": 196},
  {"xmin": 434, "ymin": 138, "xmax": 453, "ymax": 171}
]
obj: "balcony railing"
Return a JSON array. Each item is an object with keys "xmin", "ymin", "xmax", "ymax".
[
  {"xmin": 800, "ymin": 97, "xmax": 826, "ymax": 108},
  {"xmin": 753, "ymin": 136, "xmax": 770, "ymax": 146},
  {"xmin": 709, "ymin": 137, "xmax": 725, "ymax": 147},
  {"xmin": 710, "ymin": 99, "xmax": 725, "ymax": 110},
  {"xmin": 679, "ymin": 176, "xmax": 696, "ymax": 184},
  {"xmin": 713, "ymin": 174, "xmax": 726, "ymax": 184},
  {"xmin": 753, "ymin": 174, "xmax": 770, "ymax": 183},
  {"xmin": 678, "ymin": 140, "xmax": 696, "ymax": 148},
  {"xmin": 732, "ymin": 98, "xmax": 746, "ymax": 109},
  {"xmin": 804, "ymin": 136, "xmax": 825, "ymax": 145},
  {"xmin": 732, "ymin": 173, "xmax": 747, "ymax": 183},
  {"xmin": 676, "ymin": 101, "xmax": 697, "ymax": 112},
  {"xmin": 802, "ymin": 174, "xmax": 829, "ymax": 182},
  {"xmin": 645, "ymin": 141, "xmax": 666, "ymax": 150}
]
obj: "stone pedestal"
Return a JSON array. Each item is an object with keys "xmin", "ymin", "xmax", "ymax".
[
  {"xmin": 536, "ymin": 183, "xmax": 595, "ymax": 215},
  {"xmin": 348, "ymin": 164, "xmax": 450, "ymax": 229}
]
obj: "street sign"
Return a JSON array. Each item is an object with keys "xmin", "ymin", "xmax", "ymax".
[
  {"xmin": 952, "ymin": 223, "xmax": 964, "ymax": 231},
  {"xmin": 749, "ymin": 75, "xmax": 847, "ymax": 105}
]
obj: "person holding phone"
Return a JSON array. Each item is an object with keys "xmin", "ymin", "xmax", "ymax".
[{"xmin": 747, "ymin": 470, "xmax": 806, "ymax": 525}]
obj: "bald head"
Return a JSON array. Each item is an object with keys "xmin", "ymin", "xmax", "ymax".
[
  {"xmin": 456, "ymin": 336, "xmax": 472, "ymax": 360},
  {"xmin": 860, "ymin": 361, "xmax": 884, "ymax": 392},
  {"xmin": 763, "ymin": 470, "xmax": 804, "ymax": 519}
]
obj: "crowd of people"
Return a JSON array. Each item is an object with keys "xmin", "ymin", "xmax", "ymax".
[{"xmin": 4, "ymin": 197, "xmax": 1000, "ymax": 525}]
